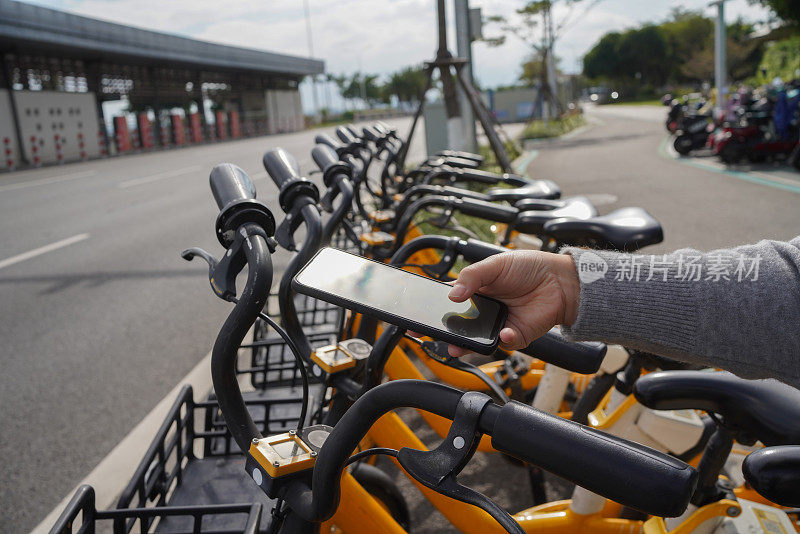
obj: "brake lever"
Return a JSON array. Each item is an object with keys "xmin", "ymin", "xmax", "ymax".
[
  {"xmin": 275, "ymin": 204, "xmax": 304, "ymax": 251},
  {"xmin": 416, "ymin": 339, "xmax": 509, "ymax": 403},
  {"xmin": 397, "ymin": 392, "xmax": 523, "ymax": 534},
  {"xmin": 182, "ymin": 226, "xmax": 275, "ymax": 302},
  {"xmin": 319, "ymin": 187, "xmax": 338, "ymax": 212}
]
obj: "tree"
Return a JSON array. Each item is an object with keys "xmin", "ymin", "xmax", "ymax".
[
  {"xmin": 485, "ymin": 0, "xmax": 599, "ymax": 118},
  {"xmin": 616, "ymin": 26, "xmax": 670, "ymax": 85},
  {"xmin": 582, "ymin": 32, "xmax": 621, "ymax": 80},
  {"xmin": 749, "ymin": 0, "xmax": 800, "ymax": 27},
  {"xmin": 582, "ymin": 9, "xmax": 764, "ymax": 92},
  {"xmin": 383, "ymin": 65, "xmax": 428, "ymax": 106},
  {"xmin": 753, "ymin": 36, "xmax": 800, "ymax": 83},
  {"xmin": 341, "ymin": 73, "xmax": 384, "ymax": 108}
]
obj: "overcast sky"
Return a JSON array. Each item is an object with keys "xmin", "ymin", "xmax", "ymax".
[{"xmin": 22, "ymin": 0, "xmax": 771, "ymax": 110}]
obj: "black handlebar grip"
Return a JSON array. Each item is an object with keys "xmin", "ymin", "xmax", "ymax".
[
  {"xmin": 459, "ymin": 238, "xmax": 507, "ymax": 263},
  {"xmin": 314, "ymin": 133, "xmax": 344, "ymax": 151},
  {"xmin": 459, "ymin": 168, "xmax": 503, "ymax": 183},
  {"xmin": 362, "ymin": 126, "xmax": 381, "ymax": 142},
  {"xmin": 521, "ymin": 329, "xmax": 606, "ymax": 374},
  {"xmin": 312, "ymin": 144, "xmax": 351, "ymax": 188},
  {"xmin": 345, "ymin": 124, "xmax": 361, "ymax": 139},
  {"xmin": 312, "ymin": 144, "xmax": 341, "ymax": 172},
  {"xmin": 210, "ymin": 163, "xmax": 257, "ymax": 210},
  {"xmin": 455, "ymin": 198, "xmax": 518, "ymax": 224},
  {"xmin": 262, "ymin": 147, "xmax": 320, "ymax": 212},
  {"xmin": 490, "ymin": 402, "xmax": 697, "ymax": 517},
  {"xmin": 209, "ymin": 163, "xmax": 275, "ymax": 246},
  {"xmin": 336, "ymin": 126, "xmax": 359, "ymax": 145},
  {"xmin": 262, "ymin": 147, "xmax": 301, "ymax": 189}
]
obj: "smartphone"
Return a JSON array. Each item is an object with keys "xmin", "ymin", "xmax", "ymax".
[{"xmin": 292, "ymin": 247, "xmax": 508, "ymax": 354}]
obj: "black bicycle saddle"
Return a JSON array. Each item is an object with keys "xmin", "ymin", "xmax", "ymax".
[
  {"xmin": 543, "ymin": 206, "xmax": 663, "ymax": 251},
  {"xmin": 634, "ymin": 371, "xmax": 800, "ymax": 446},
  {"xmin": 743, "ymin": 446, "xmax": 800, "ymax": 507},
  {"xmin": 513, "ymin": 196, "xmax": 598, "ymax": 235},
  {"xmin": 485, "ymin": 179, "xmax": 561, "ymax": 202}
]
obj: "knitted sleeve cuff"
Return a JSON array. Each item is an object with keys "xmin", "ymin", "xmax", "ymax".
[{"xmin": 558, "ymin": 247, "xmax": 700, "ymax": 355}]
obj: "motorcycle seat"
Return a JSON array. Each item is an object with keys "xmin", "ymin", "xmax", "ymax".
[
  {"xmin": 513, "ymin": 196, "xmax": 598, "ymax": 235},
  {"xmin": 743, "ymin": 446, "xmax": 800, "ymax": 507},
  {"xmin": 634, "ymin": 371, "xmax": 800, "ymax": 446},
  {"xmin": 543, "ymin": 207, "xmax": 663, "ymax": 251},
  {"xmin": 485, "ymin": 179, "xmax": 562, "ymax": 202}
]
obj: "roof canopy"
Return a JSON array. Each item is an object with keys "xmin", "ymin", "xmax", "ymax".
[{"xmin": 0, "ymin": 0, "xmax": 324, "ymax": 77}]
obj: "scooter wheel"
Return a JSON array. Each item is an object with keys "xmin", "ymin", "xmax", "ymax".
[
  {"xmin": 718, "ymin": 142, "xmax": 743, "ymax": 164},
  {"xmin": 673, "ymin": 135, "xmax": 693, "ymax": 156},
  {"xmin": 789, "ymin": 145, "xmax": 800, "ymax": 171}
]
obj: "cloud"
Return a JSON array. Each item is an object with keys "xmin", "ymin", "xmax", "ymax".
[{"xmin": 24, "ymin": 0, "xmax": 772, "ymax": 90}]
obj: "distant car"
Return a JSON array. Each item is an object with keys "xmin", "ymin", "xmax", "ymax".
[{"xmin": 585, "ymin": 86, "xmax": 617, "ymax": 104}]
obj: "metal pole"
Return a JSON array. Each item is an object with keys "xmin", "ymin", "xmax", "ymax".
[
  {"xmin": 303, "ymin": 0, "xmax": 320, "ymax": 123},
  {"xmin": 454, "ymin": 0, "xmax": 477, "ymax": 152},
  {"xmin": 712, "ymin": 0, "xmax": 727, "ymax": 113}
]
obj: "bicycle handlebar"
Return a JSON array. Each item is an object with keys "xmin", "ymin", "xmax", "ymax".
[
  {"xmin": 284, "ymin": 380, "xmax": 697, "ymax": 521},
  {"xmin": 209, "ymin": 164, "xmax": 275, "ymax": 247},
  {"xmin": 520, "ymin": 329, "xmax": 607, "ymax": 375},
  {"xmin": 490, "ymin": 397, "xmax": 697, "ymax": 517},
  {"xmin": 262, "ymin": 147, "xmax": 301, "ymax": 189},
  {"xmin": 314, "ymin": 133, "xmax": 344, "ymax": 151},
  {"xmin": 210, "ymin": 163, "xmax": 257, "ymax": 209},
  {"xmin": 336, "ymin": 126, "xmax": 360, "ymax": 146},
  {"xmin": 262, "ymin": 147, "xmax": 320, "ymax": 212}
]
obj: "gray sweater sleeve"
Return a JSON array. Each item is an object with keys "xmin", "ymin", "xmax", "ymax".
[{"xmin": 561, "ymin": 237, "xmax": 800, "ymax": 389}]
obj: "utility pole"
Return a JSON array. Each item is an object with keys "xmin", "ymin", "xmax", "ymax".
[
  {"xmin": 303, "ymin": 0, "xmax": 320, "ymax": 123},
  {"xmin": 711, "ymin": 0, "xmax": 727, "ymax": 113},
  {"xmin": 398, "ymin": 0, "xmax": 513, "ymax": 172},
  {"xmin": 454, "ymin": 0, "xmax": 477, "ymax": 152},
  {"xmin": 437, "ymin": 0, "xmax": 465, "ymax": 150}
]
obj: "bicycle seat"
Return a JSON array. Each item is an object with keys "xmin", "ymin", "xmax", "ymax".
[
  {"xmin": 513, "ymin": 196, "xmax": 597, "ymax": 235},
  {"xmin": 543, "ymin": 207, "xmax": 663, "ymax": 251},
  {"xmin": 485, "ymin": 179, "xmax": 561, "ymax": 201},
  {"xmin": 742, "ymin": 446, "xmax": 800, "ymax": 507},
  {"xmin": 633, "ymin": 371, "xmax": 800, "ymax": 446},
  {"xmin": 514, "ymin": 196, "xmax": 597, "ymax": 213}
]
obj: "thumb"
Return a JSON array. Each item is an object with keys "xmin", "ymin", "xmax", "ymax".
[{"xmin": 448, "ymin": 254, "xmax": 510, "ymax": 302}]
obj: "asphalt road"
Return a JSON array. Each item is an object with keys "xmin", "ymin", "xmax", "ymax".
[
  {"xmin": 0, "ymin": 117, "xmax": 425, "ymax": 532},
  {"xmin": 527, "ymin": 104, "xmax": 800, "ymax": 251}
]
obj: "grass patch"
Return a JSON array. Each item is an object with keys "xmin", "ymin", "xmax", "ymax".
[
  {"xmin": 477, "ymin": 142, "xmax": 521, "ymax": 176},
  {"xmin": 411, "ymin": 149, "xmax": 517, "ymax": 260},
  {"xmin": 605, "ymin": 99, "xmax": 662, "ymax": 106},
  {"xmin": 521, "ymin": 114, "xmax": 586, "ymax": 140}
]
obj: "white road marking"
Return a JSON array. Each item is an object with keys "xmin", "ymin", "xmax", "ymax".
[
  {"xmin": 0, "ymin": 170, "xmax": 97, "ymax": 193},
  {"xmin": 118, "ymin": 165, "xmax": 202, "ymax": 188},
  {"xmin": 0, "ymin": 233, "xmax": 89, "ymax": 271}
]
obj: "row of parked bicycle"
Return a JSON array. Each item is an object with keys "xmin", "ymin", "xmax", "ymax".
[
  {"xmin": 666, "ymin": 83, "xmax": 800, "ymax": 169},
  {"xmin": 51, "ymin": 120, "xmax": 799, "ymax": 534}
]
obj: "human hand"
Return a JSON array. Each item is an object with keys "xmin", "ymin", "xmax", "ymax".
[{"xmin": 447, "ymin": 250, "xmax": 580, "ymax": 357}]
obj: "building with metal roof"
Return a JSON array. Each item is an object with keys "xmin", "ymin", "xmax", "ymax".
[{"xmin": 0, "ymin": 0, "xmax": 324, "ymax": 168}]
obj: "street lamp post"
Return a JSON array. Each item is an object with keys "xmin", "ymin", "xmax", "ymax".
[
  {"xmin": 303, "ymin": 0, "xmax": 320, "ymax": 123},
  {"xmin": 710, "ymin": 0, "xmax": 727, "ymax": 113}
]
